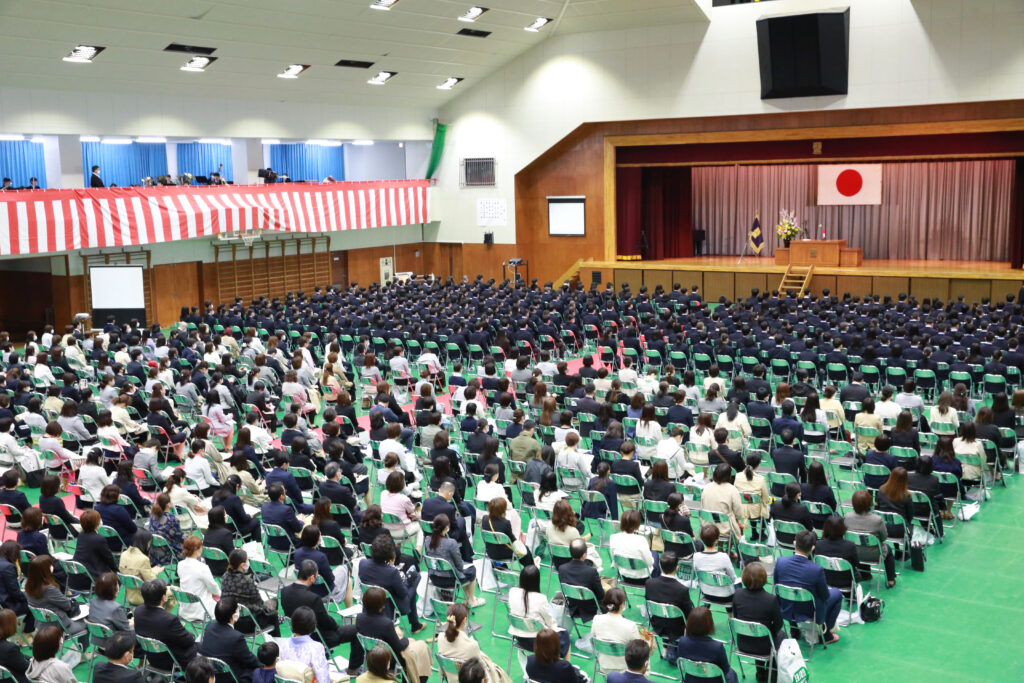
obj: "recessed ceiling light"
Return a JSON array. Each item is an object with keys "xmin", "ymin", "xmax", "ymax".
[
  {"xmin": 135, "ymin": 136, "xmax": 167, "ymax": 144},
  {"xmin": 197, "ymin": 138, "xmax": 232, "ymax": 145},
  {"xmin": 352, "ymin": 140, "xmax": 374, "ymax": 146},
  {"xmin": 437, "ymin": 77, "xmax": 464, "ymax": 90},
  {"xmin": 335, "ymin": 59, "xmax": 375, "ymax": 69},
  {"xmin": 525, "ymin": 17, "xmax": 551, "ymax": 32},
  {"xmin": 63, "ymin": 45, "xmax": 105, "ymax": 63},
  {"xmin": 0, "ymin": 134, "xmax": 25, "ymax": 142},
  {"xmin": 261, "ymin": 139, "xmax": 281, "ymax": 145},
  {"xmin": 278, "ymin": 64, "xmax": 310, "ymax": 79},
  {"xmin": 181, "ymin": 56, "xmax": 216, "ymax": 72},
  {"xmin": 459, "ymin": 7, "xmax": 488, "ymax": 22},
  {"xmin": 306, "ymin": 139, "xmax": 343, "ymax": 147},
  {"xmin": 370, "ymin": 0, "xmax": 400, "ymax": 9},
  {"xmin": 79, "ymin": 135, "xmax": 101, "ymax": 143},
  {"xmin": 367, "ymin": 71, "xmax": 396, "ymax": 85},
  {"xmin": 101, "ymin": 138, "xmax": 134, "ymax": 145},
  {"xmin": 457, "ymin": 28, "xmax": 491, "ymax": 38}
]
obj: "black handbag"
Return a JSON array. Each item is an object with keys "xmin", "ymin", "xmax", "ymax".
[
  {"xmin": 860, "ymin": 596, "xmax": 884, "ymax": 622},
  {"xmin": 911, "ymin": 542, "xmax": 926, "ymax": 571}
]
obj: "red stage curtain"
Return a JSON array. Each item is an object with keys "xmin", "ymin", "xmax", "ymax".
[
  {"xmin": 617, "ymin": 166, "xmax": 693, "ymax": 259},
  {"xmin": 1012, "ymin": 159, "xmax": 1024, "ymax": 269}
]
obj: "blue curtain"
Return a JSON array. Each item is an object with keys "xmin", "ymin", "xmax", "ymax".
[
  {"xmin": 176, "ymin": 142, "xmax": 234, "ymax": 182},
  {"xmin": 0, "ymin": 141, "xmax": 47, "ymax": 188},
  {"xmin": 267, "ymin": 143, "xmax": 344, "ymax": 183},
  {"xmin": 81, "ymin": 142, "xmax": 168, "ymax": 187}
]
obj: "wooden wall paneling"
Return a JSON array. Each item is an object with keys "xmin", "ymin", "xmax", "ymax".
[
  {"xmin": 673, "ymin": 271, "xmax": 703, "ymax": 294},
  {"xmin": 703, "ymin": 271, "xmax": 735, "ymax": 302},
  {"xmin": 614, "ymin": 269, "xmax": 641, "ymax": 293},
  {"xmin": 735, "ymin": 272, "xmax": 768, "ymax": 299},
  {"xmin": 643, "ymin": 269, "xmax": 673, "ymax": 293},
  {"xmin": 910, "ymin": 277, "xmax": 949, "ymax": 301},
  {"xmin": 51, "ymin": 275, "xmax": 71, "ymax": 329},
  {"xmin": 460, "ymin": 244, "xmax": 520, "ymax": 283},
  {"xmin": 808, "ymin": 274, "xmax": 837, "ymax": 297},
  {"xmin": 68, "ymin": 275, "xmax": 86, "ymax": 323},
  {"xmin": 990, "ymin": 279, "xmax": 1019, "ymax": 304},
  {"xmin": 950, "ymin": 278, "xmax": 991, "ymax": 304},
  {"xmin": 0, "ymin": 271, "xmax": 53, "ymax": 335},
  {"xmin": 152, "ymin": 262, "xmax": 201, "ymax": 326},
  {"xmin": 871, "ymin": 276, "xmax": 910, "ymax": 299},
  {"xmin": 836, "ymin": 275, "xmax": 872, "ymax": 297}
]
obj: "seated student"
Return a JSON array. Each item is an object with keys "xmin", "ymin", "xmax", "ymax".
[
  {"xmin": 774, "ymin": 530, "xmax": 842, "ymax": 645},
  {"xmin": 607, "ymin": 639, "xmax": 656, "ymax": 683},
  {"xmin": 25, "ymin": 556, "xmax": 84, "ymax": 637},
  {"xmin": 675, "ymin": 607, "xmax": 738, "ymax": 683},
  {"xmin": 358, "ymin": 534, "xmax": 425, "ymax": 635},
  {"xmin": 813, "ymin": 516, "xmax": 861, "ymax": 591},
  {"xmin": 87, "ymin": 573, "xmax": 132, "ymax": 653},
  {"xmin": 800, "ymin": 461, "xmax": 837, "ymax": 529},
  {"xmin": 294, "ymin": 525, "xmax": 350, "ymax": 606},
  {"xmin": 26, "ymin": 625, "xmax": 77, "ymax": 683},
  {"xmin": 770, "ymin": 429, "xmax": 807, "ymax": 494},
  {"xmin": 710, "ymin": 427, "xmax": 744, "ymax": 473},
  {"xmin": 908, "ymin": 456, "xmax": 945, "ymax": 537},
  {"xmin": 0, "ymin": 470, "xmax": 30, "ymax": 526},
  {"xmin": 424, "ymin": 515, "xmax": 485, "ymax": 607},
  {"xmin": 93, "ymin": 631, "xmax": 147, "ymax": 683},
  {"xmin": 660, "ymin": 493, "xmax": 697, "ymax": 558},
  {"xmin": 769, "ymin": 482, "xmax": 813, "ymax": 546},
  {"xmin": 437, "ymin": 603, "xmax": 513, "ymax": 683},
  {"xmin": 641, "ymin": 460, "xmax": 675, "ymax": 505},
  {"xmin": 199, "ymin": 598, "xmax": 260, "ymax": 683},
  {"xmin": 524, "ymin": 629, "xmax": 590, "ymax": 683},
  {"xmin": 96, "ymin": 484, "xmax": 138, "ymax": 550},
  {"xmin": 253, "ymin": 641, "xmax": 279, "ymax": 683},
  {"xmin": 861, "ymin": 434, "xmax": 899, "ymax": 489},
  {"xmin": 730, "ymin": 562, "xmax": 784, "ymax": 683},
  {"xmin": 353, "ymin": 588, "xmax": 433, "ymax": 683},
  {"xmin": 692, "ymin": 525, "xmax": 738, "ymax": 605},
  {"xmin": 71, "ymin": 509, "xmax": 118, "ymax": 591},
  {"xmin": 610, "ymin": 442, "xmax": 643, "ymax": 509},
  {"xmin": 509, "ymin": 565, "xmax": 570, "ymax": 656},
  {"xmin": 644, "ymin": 551, "xmax": 693, "ymax": 663}
]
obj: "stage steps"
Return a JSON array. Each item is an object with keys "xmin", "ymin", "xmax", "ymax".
[{"xmin": 780, "ymin": 264, "xmax": 813, "ymax": 296}]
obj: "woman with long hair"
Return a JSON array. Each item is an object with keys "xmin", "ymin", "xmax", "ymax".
[
  {"xmin": 890, "ymin": 410, "xmax": 921, "ymax": 452},
  {"xmin": 715, "ymin": 400, "xmax": 751, "ymax": 451},
  {"xmin": 876, "ymin": 466, "xmax": 914, "ymax": 538},
  {"xmin": 734, "ymin": 452, "xmax": 769, "ymax": 541},
  {"xmin": 582, "ymin": 461, "xmax": 618, "ymax": 521},
  {"xmin": 437, "ymin": 603, "xmax": 513, "ymax": 683},
  {"xmin": 146, "ymin": 492, "xmax": 185, "ymax": 564},
  {"xmin": 929, "ymin": 391, "xmax": 960, "ymax": 431},
  {"xmin": 25, "ymin": 557, "xmax": 83, "ymax": 636},
  {"xmin": 424, "ymin": 515, "xmax": 484, "ymax": 607}
]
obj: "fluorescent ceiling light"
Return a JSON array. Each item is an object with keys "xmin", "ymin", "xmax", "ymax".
[
  {"xmin": 367, "ymin": 71, "xmax": 396, "ymax": 85},
  {"xmin": 525, "ymin": 17, "xmax": 551, "ymax": 32},
  {"xmin": 278, "ymin": 64, "xmax": 310, "ymax": 79},
  {"xmin": 197, "ymin": 138, "xmax": 231, "ymax": 145},
  {"xmin": 0, "ymin": 134, "xmax": 25, "ymax": 141},
  {"xmin": 181, "ymin": 56, "xmax": 216, "ymax": 72},
  {"xmin": 101, "ymin": 137, "xmax": 133, "ymax": 145},
  {"xmin": 459, "ymin": 6, "xmax": 488, "ymax": 22},
  {"xmin": 261, "ymin": 139, "xmax": 281, "ymax": 145},
  {"xmin": 29, "ymin": 136, "xmax": 46, "ymax": 144},
  {"xmin": 135, "ymin": 136, "xmax": 167, "ymax": 144},
  {"xmin": 79, "ymin": 135, "xmax": 101, "ymax": 143},
  {"xmin": 306, "ymin": 139, "xmax": 343, "ymax": 147},
  {"xmin": 437, "ymin": 77, "xmax": 464, "ymax": 90},
  {"xmin": 370, "ymin": 0, "xmax": 400, "ymax": 9},
  {"xmin": 63, "ymin": 45, "xmax": 105, "ymax": 63},
  {"xmin": 352, "ymin": 140, "xmax": 374, "ymax": 146}
]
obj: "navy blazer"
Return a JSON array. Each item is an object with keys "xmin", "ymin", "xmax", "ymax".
[
  {"xmin": 95, "ymin": 502, "xmax": 138, "ymax": 549},
  {"xmin": 358, "ymin": 558, "xmax": 414, "ymax": 615},
  {"xmin": 265, "ymin": 468, "xmax": 312, "ymax": 513},
  {"xmin": 294, "ymin": 546, "xmax": 334, "ymax": 595},
  {"xmin": 199, "ymin": 621, "xmax": 260, "ymax": 683},
  {"xmin": 0, "ymin": 559, "xmax": 27, "ymax": 617},
  {"xmin": 674, "ymin": 635, "xmax": 732, "ymax": 683},
  {"xmin": 557, "ymin": 559, "xmax": 605, "ymax": 622},
  {"xmin": 260, "ymin": 500, "xmax": 304, "ymax": 549},
  {"xmin": 134, "ymin": 604, "xmax": 198, "ymax": 671},
  {"xmin": 525, "ymin": 657, "xmax": 589, "ymax": 683},
  {"xmin": 773, "ymin": 553, "xmax": 832, "ymax": 624}
]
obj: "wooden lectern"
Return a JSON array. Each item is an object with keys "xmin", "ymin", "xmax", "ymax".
[{"xmin": 775, "ymin": 239, "xmax": 862, "ymax": 267}]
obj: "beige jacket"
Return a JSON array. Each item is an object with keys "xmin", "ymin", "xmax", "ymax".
[
  {"xmin": 699, "ymin": 481, "xmax": 745, "ymax": 538},
  {"xmin": 437, "ymin": 631, "xmax": 513, "ymax": 683},
  {"xmin": 118, "ymin": 546, "xmax": 164, "ymax": 605},
  {"xmin": 734, "ymin": 471, "xmax": 770, "ymax": 520}
]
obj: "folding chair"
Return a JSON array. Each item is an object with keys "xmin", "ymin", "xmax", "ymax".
[
  {"xmin": 774, "ymin": 584, "xmax": 827, "ymax": 659},
  {"xmin": 591, "ymin": 637, "xmax": 628, "ymax": 682},
  {"xmin": 137, "ymin": 634, "xmax": 187, "ymax": 680},
  {"xmin": 679, "ymin": 658, "xmax": 728, "ymax": 682},
  {"xmin": 729, "ymin": 617, "xmax": 778, "ymax": 683}
]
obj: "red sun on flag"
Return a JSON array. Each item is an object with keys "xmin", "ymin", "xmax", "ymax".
[{"xmin": 835, "ymin": 169, "xmax": 863, "ymax": 197}]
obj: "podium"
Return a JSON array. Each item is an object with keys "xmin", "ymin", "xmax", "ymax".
[{"xmin": 775, "ymin": 239, "xmax": 862, "ymax": 267}]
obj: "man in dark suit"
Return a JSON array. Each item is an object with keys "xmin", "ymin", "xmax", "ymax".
[
  {"xmin": 774, "ymin": 530, "xmax": 842, "ymax": 644},
  {"xmin": 280, "ymin": 562, "xmax": 362, "ymax": 677},
  {"xmin": 265, "ymin": 452, "xmax": 313, "ymax": 514},
  {"xmin": 745, "ymin": 386, "xmax": 776, "ymax": 427},
  {"xmin": 260, "ymin": 483, "xmax": 304, "ymax": 552},
  {"xmin": 198, "ymin": 598, "xmax": 260, "ymax": 683},
  {"xmin": 770, "ymin": 429, "xmax": 807, "ymax": 494},
  {"xmin": 557, "ymin": 539, "xmax": 606, "ymax": 634},
  {"xmin": 745, "ymin": 365, "xmax": 771, "ymax": 399},
  {"xmin": 420, "ymin": 481, "xmax": 472, "ymax": 562},
  {"xmin": 711, "ymin": 428, "xmax": 744, "ymax": 473},
  {"xmin": 358, "ymin": 534, "xmax": 425, "ymax": 634},
  {"xmin": 838, "ymin": 372, "xmax": 871, "ymax": 405},
  {"xmin": 317, "ymin": 462, "xmax": 362, "ymax": 526},
  {"xmin": 125, "ymin": 350, "xmax": 147, "ymax": 385},
  {"xmin": 644, "ymin": 551, "xmax": 693, "ymax": 664},
  {"xmin": 90, "ymin": 165, "xmax": 105, "ymax": 188},
  {"xmin": 573, "ymin": 384, "xmax": 602, "ymax": 417},
  {"xmin": 134, "ymin": 579, "xmax": 198, "ymax": 671},
  {"xmin": 93, "ymin": 631, "xmax": 147, "ymax": 683}
]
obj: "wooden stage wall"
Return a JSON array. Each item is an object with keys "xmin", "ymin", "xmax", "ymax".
[{"xmin": 577, "ymin": 260, "xmax": 1023, "ymax": 305}]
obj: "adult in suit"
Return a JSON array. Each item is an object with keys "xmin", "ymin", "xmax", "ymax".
[
  {"xmin": 265, "ymin": 452, "xmax": 314, "ymax": 514},
  {"xmin": 211, "ymin": 476, "xmax": 261, "ymax": 540},
  {"xmin": 134, "ymin": 579, "xmax": 198, "ymax": 671},
  {"xmin": 260, "ymin": 483, "xmax": 305, "ymax": 553},
  {"xmin": 644, "ymin": 551, "xmax": 693, "ymax": 663},
  {"xmin": 92, "ymin": 631, "xmax": 146, "ymax": 683},
  {"xmin": 0, "ymin": 546, "xmax": 33, "ymax": 635},
  {"xmin": 770, "ymin": 429, "xmax": 807, "ymax": 494},
  {"xmin": 730, "ymin": 562, "xmax": 783, "ymax": 682},
  {"xmin": 357, "ymin": 533, "xmax": 425, "ymax": 634},
  {"xmin": 280, "ymin": 561, "xmax": 359, "ymax": 671},
  {"xmin": 353, "ymin": 587, "xmax": 432, "ymax": 683},
  {"xmin": 908, "ymin": 456, "xmax": 945, "ymax": 537},
  {"xmin": 773, "ymin": 530, "xmax": 842, "ymax": 645},
  {"xmin": 90, "ymin": 165, "xmax": 105, "ymax": 188},
  {"xmin": 674, "ymin": 607, "xmax": 738, "ymax": 683},
  {"xmin": 524, "ymin": 629, "xmax": 590, "ymax": 683},
  {"xmin": 813, "ymin": 516, "xmax": 861, "ymax": 591},
  {"xmin": 71, "ymin": 509, "xmax": 119, "ymax": 591},
  {"xmin": 420, "ymin": 481, "xmax": 472, "ymax": 562},
  {"xmin": 606, "ymin": 639, "xmax": 656, "ymax": 683},
  {"xmin": 771, "ymin": 401, "xmax": 804, "ymax": 442},
  {"xmin": 198, "ymin": 598, "xmax": 260, "ymax": 683},
  {"xmin": 838, "ymin": 373, "xmax": 871, "ymax": 405},
  {"xmin": 557, "ymin": 539, "xmax": 606, "ymax": 627},
  {"xmin": 317, "ymin": 462, "xmax": 362, "ymax": 526}
]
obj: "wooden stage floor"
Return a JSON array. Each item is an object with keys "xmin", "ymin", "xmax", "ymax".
[{"xmin": 589, "ymin": 257, "xmax": 1024, "ymax": 281}]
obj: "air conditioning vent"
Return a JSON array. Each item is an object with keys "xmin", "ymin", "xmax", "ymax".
[
  {"xmin": 335, "ymin": 59, "xmax": 376, "ymax": 69},
  {"xmin": 461, "ymin": 158, "xmax": 496, "ymax": 187},
  {"xmin": 164, "ymin": 43, "xmax": 217, "ymax": 55},
  {"xmin": 457, "ymin": 28, "xmax": 491, "ymax": 38}
]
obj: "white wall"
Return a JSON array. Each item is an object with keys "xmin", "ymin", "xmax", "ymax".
[
  {"xmin": 435, "ymin": 0, "xmax": 1024, "ymax": 244},
  {"xmin": 39, "ymin": 136, "xmax": 61, "ymax": 189},
  {"xmin": 343, "ymin": 142, "xmax": 407, "ymax": 182},
  {"xmin": 404, "ymin": 141, "xmax": 432, "ymax": 182}
]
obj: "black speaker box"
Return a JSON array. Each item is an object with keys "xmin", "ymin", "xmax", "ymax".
[{"xmin": 756, "ymin": 8, "xmax": 850, "ymax": 99}]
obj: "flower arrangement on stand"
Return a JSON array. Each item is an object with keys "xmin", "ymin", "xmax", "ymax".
[{"xmin": 776, "ymin": 209, "xmax": 802, "ymax": 246}]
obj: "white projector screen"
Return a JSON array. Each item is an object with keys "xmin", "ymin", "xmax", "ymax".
[
  {"xmin": 90, "ymin": 266, "xmax": 145, "ymax": 309},
  {"xmin": 548, "ymin": 196, "xmax": 586, "ymax": 236}
]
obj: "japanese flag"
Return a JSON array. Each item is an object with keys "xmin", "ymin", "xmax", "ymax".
[{"xmin": 817, "ymin": 164, "xmax": 882, "ymax": 205}]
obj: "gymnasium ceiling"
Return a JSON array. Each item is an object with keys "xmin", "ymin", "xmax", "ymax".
[{"xmin": 0, "ymin": 0, "xmax": 711, "ymax": 107}]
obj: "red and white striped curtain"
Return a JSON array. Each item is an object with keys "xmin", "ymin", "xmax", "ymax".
[{"xmin": 0, "ymin": 179, "xmax": 430, "ymax": 257}]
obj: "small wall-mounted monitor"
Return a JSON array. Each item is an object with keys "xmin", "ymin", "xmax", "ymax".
[{"xmin": 547, "ymin": 196, "xmax": 586, "ymax": 236}]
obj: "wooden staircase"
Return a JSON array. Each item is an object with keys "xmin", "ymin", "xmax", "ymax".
[{"xmin": 780, "ymin": 264, "xmax": 813, "ymax": 296}]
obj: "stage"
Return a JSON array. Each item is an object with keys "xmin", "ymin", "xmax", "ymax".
[{"xmin": 574, "ymin": 257, "xmax": 1024, "ymax": 304}]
